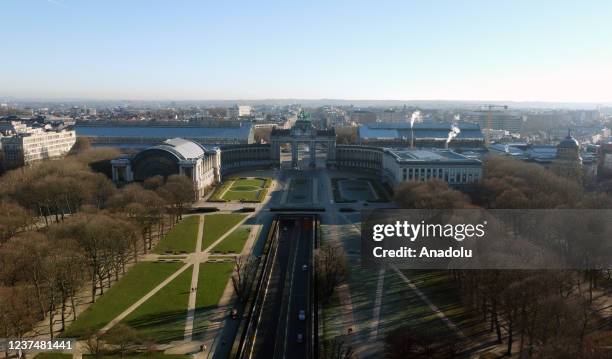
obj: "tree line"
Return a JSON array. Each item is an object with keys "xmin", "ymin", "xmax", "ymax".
[
  {"xmin": 0, "ymin": 147, "xmax": 196, "ymax": 340},
  {"xmin": 390, "ymin": 156, "xmax": 612, "ymax": 358}
]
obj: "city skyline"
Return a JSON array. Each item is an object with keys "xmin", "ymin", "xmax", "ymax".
[{"xmin": 3, "ymin": 0, "xmax": 612, "ymax": 103}]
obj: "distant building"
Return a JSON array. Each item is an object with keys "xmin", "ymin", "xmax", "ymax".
[
  {"xmin": 463, "ymin": 109, "xmax": 523, "ymax": 133},
  {"xmin": 490, "ymin": 130, "xmax": 595, "ymax": 182},
  {"xmin": 551, "ymin": 130, "xmax": 583, "ymax": 181},
  {"xmin": 358, "ymin": 122, "xmax": 485, "ymax": 148},
  {"xmin": 0, "ymin": 120, "xmax": 76, "ymax": 169},
  {"xmin": 598, "ymin": 143, "xmax": 612, "ymax": 178},
  {"xmin": 377, "ymin": 109, "xmax": 409, "ymax": 123},
  {"xmin": 227, "ymin": 105, "xmax": 253, "ymax": 118},
  {"xmin": 75, "ymin": 122, "xmax": 254, "ymax": 149},
  {"xmin": 383, "ymin": 148, "xmax": 482, "ymax": 187},
  {"xmin": 350, "ymin": 110, "xmax": 377, "ymax": 124},
  {"xmin": 238, "ymin": 105, "xmax": 253, "ymax": 117},
  {"xmin": 335, "ymin": 145, "xmax": 482, "ymax": 188}
]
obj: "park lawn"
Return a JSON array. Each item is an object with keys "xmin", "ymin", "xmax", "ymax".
[
  {"xmin": 193, "ymin": 262, "xmax": 235, "ymax": 335},
  {"xmin": 153, "ymin": 215, "xmax": 200, "ymax": 254},
  {"xmin": 63, "ymin": 262, "xmax": 183, "ymax": 338},
  {"xmin": 121, "ymin": 267, "xmax": 192, "ymax": 343},
  {"xmin": 201, "ymin": 214, "xmax": 247, "ymax": 250},
  {"xmin": 403, "ymin": 270, "xmax": 482, "ymax": 334},
  {"xmin": 196, "ymin": 262, "xmax": 235, "ymax": 309},
  {"xmin": 379, "ymin": 269, "xmax": 460, "ymax": 340},
  {"xmin": 232, "ymin": 178, "xmax": 265, "ymax": 187},
  {"xmin": 211, "ymin": 227, "xmax": 251, "ymax": 254},
  {"xmin": 222, "ymin": 178, "xmax": 267, "ymax": 201},
  {"xmin": 223, "ymin": 189, "xmax": 260, "ymax": 201}
]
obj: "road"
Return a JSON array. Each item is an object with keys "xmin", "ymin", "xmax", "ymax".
[{"xmin": 251, "ymin": 216, "xmax": 313, "ymax": 359}]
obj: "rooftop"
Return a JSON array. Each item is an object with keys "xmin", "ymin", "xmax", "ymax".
[
  {"xmin": 75, "ymin": 122, "xmax": 253, "ymax": 141},
  {"xmin": 385, "ymin": 148, "xmax": 481, "ymax": 164},
  {"xmin": 359, "ymin": 121, "xmax": 484, "ymax": 141}
]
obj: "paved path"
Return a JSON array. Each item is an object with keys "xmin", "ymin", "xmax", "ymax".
[
  {"xmin": 99, "ymin": 262, "xmax": 192, "ymax": 336},
  {"xmin": 369, "ymin": 268, "xmax": 386, "ymax": 341},
  {"xmin": 391, "ymin": 265, "xmax": 465, "ymax": 339},
  {"xmin": 202, "ymin": 213, "xmax": 253, "ymax": 253},
  {"xmin": 185, "ymin": 215, "xmax": 205, "ymax": 340}
]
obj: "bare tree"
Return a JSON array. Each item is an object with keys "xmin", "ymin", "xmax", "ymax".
[
  {"xmin": 105, "ymin": 323, "xmax": 141, "ymax": 358},
  {"xmin": 315, "ymin": 244, "xmax": 348, "ymax": 303},
  {"xmin": 157, "ymin": 174, "xmax": 196, "ymax": 223},
  {"xmin": 231, "ymin": 255, "xmax": 258, "ymax": 302}
]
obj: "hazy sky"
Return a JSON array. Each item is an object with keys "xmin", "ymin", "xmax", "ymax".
[{"xmin": 3, "ymin": 0, "xmax": 612, "ymax": 102}]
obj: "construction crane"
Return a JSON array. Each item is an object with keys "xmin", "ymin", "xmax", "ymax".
[{"xmin": 481, "ymin": 105, "xmax": 508, "ymax": 144}]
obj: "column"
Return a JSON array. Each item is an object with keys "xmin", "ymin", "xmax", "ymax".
[
  {"xmin": 291, "ymin": 140, "xmax": 298, "ymax": 168},
  {"xmin": 309, "ymin": 141, "xmax": 316, "ymax": 167}
]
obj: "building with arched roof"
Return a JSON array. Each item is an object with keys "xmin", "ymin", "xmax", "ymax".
[{"xmin": 111, "ymin": 138, "xmax": 220, "ymax": 198}]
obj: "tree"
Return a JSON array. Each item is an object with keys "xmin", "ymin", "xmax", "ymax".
[
  {"xmin": 105, "ymin": 323, "xmax": 141, "ymax": 358},
  {"xmin": 157, "ymin": 174, "xmax": 196, "ymax": 223},
  {"xmin": 315, "ymin": 244, "xmax": 348, "ymax": 303},
  {"xmin": 231, "ymin": 255, "xmax": 258, "ymax": 302},
  {"xmin": 393, "ymin": 179, "xmax": 473, "ymax": 209},
  {"xmin": 335, "ymin": 127, "xmax": 358, "ymax": 144},
  {"xmin": 69, "ymin": 136, "xmax": 92, "ymax": 154},
  {"xmin": 254, "ymin": 127, "xmax": 272, "ymax": 144},
  {"xmin": 0, "ymin": 201, "xmax": 30, "ymax": 244},
  {"xmin": 50, "ymin": 213, "xmax": 137, "ymax": 303},
  {"xmin": 321, "ymin": 336, "xmax": 355, "ymax": 359}
]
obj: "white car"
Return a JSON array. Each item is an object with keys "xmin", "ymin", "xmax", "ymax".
[
  {"xmin": 302, "ymin": 264, "xmax": 308, "ymax": 271},
  {"xmin": 296, "ymin": 333, "xmax": 304, "ymax": 343},
  {"xmin": 298, "ymin": 310, "xmax": 306, "ymax": 321}
]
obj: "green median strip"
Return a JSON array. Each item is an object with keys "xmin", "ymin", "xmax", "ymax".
[{"xmin": 64, "ymin": 262, "xmax": 183, "ymax": 338}]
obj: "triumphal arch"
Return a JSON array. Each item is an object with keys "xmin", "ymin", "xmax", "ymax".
[{"xmin": 269, "ymin": 113, "xmax": 336, "ymax": 168}]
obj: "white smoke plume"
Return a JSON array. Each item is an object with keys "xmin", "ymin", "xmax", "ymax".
[
  {"xmin": 446, "ymin": 124, "xmax": 461, "ymax": 147},
  {"xmin": 410, "ymin": 110, "xmax": 422, "ymax": 128}
]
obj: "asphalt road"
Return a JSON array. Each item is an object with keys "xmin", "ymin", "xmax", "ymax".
[{"xmin": 252, "ymin": 216, "xmax": 313, "ymax": 359}]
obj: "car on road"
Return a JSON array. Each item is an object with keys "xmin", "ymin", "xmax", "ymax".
[
  {"xmin": 298, "ymin": 309, "xmax": 306, "ymax": 321},
  {"xmin": 302, "ymin": 264, "xmax": 308, "ymax": 271},
  {"xmin": 230, "ymin": 308, "xmax": 239, "ymax": 319},
  {"xmin": 296, "ymin": 333, "xmax": 304, "ymax": 343}
]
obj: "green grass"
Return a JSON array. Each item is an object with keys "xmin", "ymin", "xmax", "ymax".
[
  {"xmin": 64, "ymin": 262, "xmax": 183, "ymax": 337},
  {"xmin": 121, "ymin": 266, "xmax": 192, "ymax": 343},
  {"xmin": 34, "ymin": 354, "xmax": 72, "ymax": 359},
  {"xmin": 193, "ymin": 262, "xmax": 235, "ymax": 335},
  {"xmin": 201, "ymin": 214, "xmax": 247, "ymax": 250},
  {"xmin": 153, "ymin": 216, "xmax": 200, "ymax": 254},
  {"xmin": 211, "ymin": 227, "xmax": 251, "ymax": 254},
  {"xmin": 221, "ymin": 178, "xmax": 269, "ymax": 202},
  {"xmin": 195, "ymin": 262, "xmax": 234, "ymax": 309}
]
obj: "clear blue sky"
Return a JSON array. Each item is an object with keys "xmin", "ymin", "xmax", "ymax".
[{"xmin": 3, "ymin": 0, "xmax": 612, "ymax": 102}]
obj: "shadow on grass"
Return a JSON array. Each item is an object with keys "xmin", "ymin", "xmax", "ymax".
[{"xmin": 123, "ymin": 309, "xmax": 188, "ymax": 343}]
